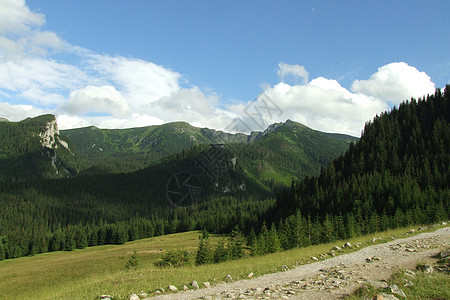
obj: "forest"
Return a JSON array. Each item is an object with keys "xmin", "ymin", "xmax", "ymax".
[{"xmin": 0, "ymin": 86, "xmax": 448, "ymax": 261}]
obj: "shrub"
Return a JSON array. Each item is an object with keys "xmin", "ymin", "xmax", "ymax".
[
  {"xmin": 154, "ymin": 248, "xmax": 190, "ymax": 268},
  {"xmin": 125, "ymin": 250, "xmax": 140, "ymax": 269}
]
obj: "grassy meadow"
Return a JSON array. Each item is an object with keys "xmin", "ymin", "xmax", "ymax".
[{"xmin": 0, "ymin": 225, "xmax": 440, "ymax": 300}]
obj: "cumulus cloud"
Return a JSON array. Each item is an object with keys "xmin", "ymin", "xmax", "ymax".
[
  {"xmin": 62, "ymin": 85, "xmax": 130, "ymax": 116},
  {"xmin": 0, "ymin": 0, "xmax": 66, "ymax": 56},
  {"xmin": 230, "ymin": 76, "xmax": 389, "ymax": 136},
  {"xmin": 0, "ymin": 100, "xmax": 47, "ymax": 121},
  {"xmin": 0, "ymin": 0, "xmax": 44, "ymax": 35},
  {"xmin": 351, "ymin": 62, "xmax": 435, "ymax": 105},
  {"xmin": 87, "ymin": 55, "xmax": 181, "ymax": 109},
  {"xmin": 0, "ymin": 1, "xmax": 439, "ymax": 137},
  {"xmin": 0, "ymin": 57, "xmax": 90, "ymax": 104},
  {"xmin": 278, "ymin": 62, "xmax": 309, "ymax": 85},
  {"xmin": 56, "ymin": 113, "xmax": 164, "ymax": 130}
]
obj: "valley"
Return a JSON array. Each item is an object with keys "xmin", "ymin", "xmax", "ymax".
[{"xmin": 0, "ymin": 87, "xmax": 448, "ymax": 300}]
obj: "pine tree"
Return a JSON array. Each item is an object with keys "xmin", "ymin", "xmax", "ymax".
[
  {"xmin": 195, "ymin": 229, "xmax": 211, "ymax": 265},
  {"xmin": 247, "ymin": 228, "xmax": 259, "ymax": 256},
  {"xmin": 258, "ymin": 222, "xmax": 269, "ymax": 254},
  {"xmin": 228, "ymin": 226, "xmax": 245, "ymax": 259},
  {"xmin": 322, "ymin": 214, "xmax": 335, "ymax": 243},
  {"xmin": 0, "ymin": 238, "xmax": 5, "ymax": 260},
  {"xmin": 267, "ymin": 223, "xmax": 281, "ymax": 253},
  {"xmin": 213, "ymin": 239, "xmax": 228, "ymax": 263},
  {"xmin": 74, "ymin": 226, "xmax": 88, "ymax": 249}
]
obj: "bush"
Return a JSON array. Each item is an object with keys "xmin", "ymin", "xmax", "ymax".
[
  {"xmin": 125, "ymin": 250, "xmax": 140, "ymax": 269},
  {"xmin": 154, "ymin": 248, "xmax": 190, "ymax": 268}
]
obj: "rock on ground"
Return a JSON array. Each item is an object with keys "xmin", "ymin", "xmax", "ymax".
[{"xmin": 151, "ymin": 227, "xmax": 449, "ymax": 300}]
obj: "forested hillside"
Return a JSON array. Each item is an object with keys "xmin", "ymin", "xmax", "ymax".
[
  {"xmin": 249, "ymin": 87, "xmax": 449, "ymax": 254},
  {"xmin": 0, "ymin": 114, "xmax": 85, "ymax": 182},
  {"xmin": 61, "ymin": 122, "xmax": 248, "ymax": 173},
  {"xmin": 61, "ymin": 120, "xmax": 356, "ymax": 176},
  {"xmin": 0, "ymin": 116, "xmax": 355, "ymax": 259},
  {"xmin": 2, "ymin": 87, "xmax": 447, "ymax": 261}
]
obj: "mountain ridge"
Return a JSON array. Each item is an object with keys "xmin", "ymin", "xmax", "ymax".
[{"xmin": 60, "ymin": 118, "xmax": 357, "ymax": 174}]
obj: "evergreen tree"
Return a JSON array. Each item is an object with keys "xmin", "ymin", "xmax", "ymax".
[
  {"xmin": 228, "ymin": 226, "xmax": 245, "ymax": 259},
  {"xmin": 74, "ymin": 226, "xmax": 88, "ymax": 249},
  {"xmin": 0, "ymin": 238, "xmax": 5, "ymax": 260},
  {"xmin": 247, "ymin": 228, "xmax": 259, "ymax": 256},
  {"xmin": 195, "ymin": 229, "xmax": 211, "ymax": 265},
  {"xmin": 257, "ymin": 222, "xmax": 270, "ymax": 254},
  {"xmin": 267, "ymin": 223, "xmax": 281, "ymax": 253},
  {"xmin": 322, "ymin": 214, "xmax": 335, "ymax": 243},
  {"xmin": 213, "ymin": 239, "xmax": 228, "ymax": 263}
]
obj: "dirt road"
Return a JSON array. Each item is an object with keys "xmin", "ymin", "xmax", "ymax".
[{"xmin": 150, "ymin": 226, "xmax": 449, "ymax": 300}]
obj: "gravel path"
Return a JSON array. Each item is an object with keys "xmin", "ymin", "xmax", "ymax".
[{"xmin": 149, "ymin": 227, "xmax": 449, "ymax": 300}]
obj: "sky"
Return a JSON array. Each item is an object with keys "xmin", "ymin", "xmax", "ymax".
[{"xmin": 0, "ymin": 0, "xmax": 448, "ymax": 137}]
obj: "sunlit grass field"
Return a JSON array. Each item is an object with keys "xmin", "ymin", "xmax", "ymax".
[{"xmin": 0, "ymin": 225, "xmax": 438, "ymax": 300}]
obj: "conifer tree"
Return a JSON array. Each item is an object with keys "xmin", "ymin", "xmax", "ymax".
[
  {"xmin": 213, "ymin": 239, "xmax": 228, "ymax": 263},
  {"xmin": 195, "ymin": 229, "xmax": 211, "ymax": 265},
  {"xmin": 0, "ymin": 238, "xmax": 5, "ymax": 260},
  {"xmin": 267, "ymin": 223, "xmax": 281, "ymax": 253},
  {"xmin": 228, "ymin": 226, "xmax": 245, "ymax": 259},
  {"xmin": 247, "ymin": 228, "xmax": 259, "ymax": 256}
]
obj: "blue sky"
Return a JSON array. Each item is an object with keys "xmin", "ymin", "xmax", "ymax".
[{"xmin": 0, "ymin": 0, "xmax": 448, "ymax": 136}]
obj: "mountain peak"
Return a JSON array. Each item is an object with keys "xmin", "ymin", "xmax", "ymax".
[{"xmin": 0, "ymin": 117, "xmax": 9, "ymax": 122}]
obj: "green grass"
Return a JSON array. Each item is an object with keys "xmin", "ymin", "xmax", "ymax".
[
  {"xmin": 0, "ymin": 225, "xmax": 442, "ymax": 300},
  {"xmin": 347, "ymin": 264, "xmax": 450, "ymax": 299}
]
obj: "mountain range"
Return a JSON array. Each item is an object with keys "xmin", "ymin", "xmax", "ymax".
[
  {"xmin": 0, "ymin": 86, "xmax": 448, "ymax": 260},
  {"xmin": 0, "ymin": 115, "xmax": 357, "ymax": 185}
]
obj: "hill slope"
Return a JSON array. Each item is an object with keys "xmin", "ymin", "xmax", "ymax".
[
  {"xmin": 271, "ymin": 86, "xmax": 449, "ymax": 233},
  {"xmin": 0, "ymin": 114, "xmax": 85, "ymax": 182},
  {"xmin": 61, "ymin": 122, "xmax": 247, "ymax": 173},
  {"xmin": 61, "ymin": 120, "xmax": 356, "ymax": 176}
]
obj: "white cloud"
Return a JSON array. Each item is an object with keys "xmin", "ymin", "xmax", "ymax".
[
  {"xmin": 87, "ymin": 55, "xmax": 181, "ymax": 109},
  {"xmin": 230, "ymin": 77, "xmax": 389, "ymax": 136},
  {"xmin": 278, "ymin": 62, "xmax": 309, "ymax": 85},
  {"xmin": 55, "ymin": 113, "xmax": 164, "ymax": 130},
  {"xmin": 0, "ymin": 0, "xmax": 44, "ymax": 35},
  {"xmin": 0, "ymin": 0, "xmax": 66, "ymax": 57},
  {"xmin": 0, "ymin": 1, "xmax": 439, "ymax": 138},
  {"xmin": 145, "ymin": 86, "xmax": 234, "ymax": 130},
  {"xmin": 62, "ymin": 85, "xmax": 130, "ymax": 116},
  {"xmin": 351, "ymin": 62, "xmax": 435, "ymax": 105},
  {"xmin": 0, "ymin": 57, "xmax": 90, "ymax": 104},
  {"xmin": 0, "ymin": 100, "xmax": 47, "ymax": 121}
]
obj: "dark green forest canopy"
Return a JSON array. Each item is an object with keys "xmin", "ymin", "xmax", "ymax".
[
  {"xmin": 0, "ymin": 114, "xmax": 354, "ymax": 259},
  {"xmin": 272, "ymin": 86, "xmax": 449, "ymax": 226},
  {"xmin": 1, "ymin": 86, "xmax": 448, "ymax": 260}
]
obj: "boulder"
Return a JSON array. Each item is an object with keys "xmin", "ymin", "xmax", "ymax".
[
  {"xmin": 168, "ymin": 285, "xmax": 177, "ymax": 292},
  {"xmin": 129, "ymin": 294, "xmax": 140, "ymax": 300},
  {"xmin": 417, "ymin": 264, "xmax": 434, "ymax": 273},
  {"xmin": 344, "ymin": 242, "xmax": 352, "ymax": 249},
  {"xmin": 390, "ymin": 284, "xmax": 406, "ymax": 298},
  {"xmin": 440, "ymin": 250, "xmax": 450, "ymax": 258},
  {"xmin": 203, "ymin": 281, "xmax": 211, "ymax": 288},
  {"xmin": 225, "ymin": 274, "xmax": 233, "ymax": 281},
  {"xmin": 404, "ymin": 281, "xmax": 414, "ymax": 287},
  {"xmin": 377, "ymin": 293, "xmax": 400, "ymax": 300},
  {"xmin": 248, "ymin": 272, "xmax": 254, "ymax": 278},
  {"xmin": 192, "ymin": 280, "xmax": 200, "ymax": 289}
]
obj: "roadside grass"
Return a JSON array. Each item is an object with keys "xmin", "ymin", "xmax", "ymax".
[
  {"xmin": 0, "ymin": 225, "xmax": 444, "ymax": 300},
  {"xmin": 346, "ymin": 262, "xmax": 450, "ymax": 299}
]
